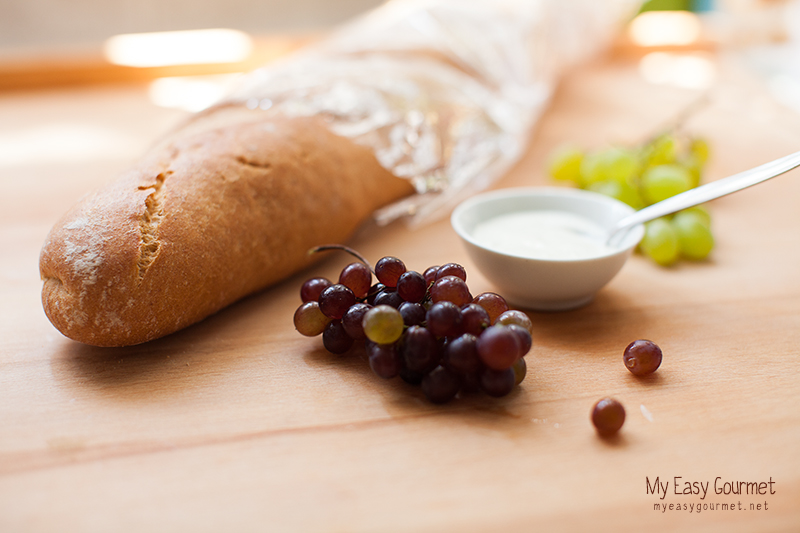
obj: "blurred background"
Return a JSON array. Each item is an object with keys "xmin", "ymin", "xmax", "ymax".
[
  {"xmin": 0, "ymin": 0, "xmax": 800, "ymax": 118},
  {"xmin": 1, "ymin": 0, "xmax": 799, "ymax": 175},
  {"xmin": 0, "ymin": 0, "xmax": 384, "ymax": 52},
  {"xmin": 0, "ymin": 0, "xmax": 799, "ymax": 111}
]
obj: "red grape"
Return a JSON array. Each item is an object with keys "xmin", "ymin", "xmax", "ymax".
[
  {"xmin": 476, "ymin": 325, "xmax": 521, "ymax": 370},
  {"xmin": 623, "ymin": 339, "xmax": 662, "ymax": 376},
  {"xmin": 436, "ymin": 263, "xmax": 467, "ymax": 281},
  {"xmin": 592, "ymin": 397, "xmax": 625, "ymax": 436},
  {"xmin": 401, "ymin": 325, "xmax": 440, "ymax": 374},
  {"xmin": 426, "ymin": 301, "xmax": 463, "ymax": 338},
  {"xmin": 479, "ymin": 367, "xmax": 515, "ymax": 397},
  {"xmin": 294, "ymin": 249, "xmax": 537, "ymax": 405},
  {"xmin": 430, "ymin": 276, "xmax": 471, "ymax": 307},
  {"xmin": 400, "ymin": 367, "xmax": 424, "ymax": 386},
  {"xmin": 300, "ymin": 277, "xmax": 332, "ymax": 303},
  {"xmin": 472, "ymin": 292, "xmax": 509, "ymax": 323},
  {"xmin": 375, "ymin": 256, "xmax": 406, "ymax": 287},
  {"xmin": 461, "ymin": 303, "xmax": 490, "ymax": 336},
  {"xmin": 373, "ymin": 288, "xmax": 404, "ymax": 309},
  {"xmin": 507, "ymin": 324, "xmax": 532, "ymax": 356},
  {"xmin": 322, "ymin": 320, "xmax": 354, "ymax": 354},
  {"xmin": 339, "ymin": 262, "xmax": 372, "ymax": 299},
  {"xmin": 422, "ymin": 366, "xmax": 461, "ymax": 404},
  {"xmin": 341, "ymin": 303, "xmax": 371, "ymax": 340},
  {"xmin": 423, "ymin": 265, "xmax": 439, "ymax": 287},
  {"xmin": 443, "ymin": 333, "xmax": 482, "ymax": 377},
  {"xmin": 318, "ymin": 284, "xmax": 356, "ymax": 319},
  {"xmin": 398, "ymin": 301, "xmax": 426, "ymax": 326},
  {"xmin": 366, "ymin": 283, "xmax": 384, "ymax": 305},
  {"xmin": 396, "ymin": 270, "xmax": 427, "ymax": 303},
  {"xmin": 368, "ymin": 342, "xmax": 402, "ymax": 379}
]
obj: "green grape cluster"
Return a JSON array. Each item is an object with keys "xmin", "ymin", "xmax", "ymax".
[{"xmin": 547, "ymin": 134, "xmax": 714, "ymax": 266}]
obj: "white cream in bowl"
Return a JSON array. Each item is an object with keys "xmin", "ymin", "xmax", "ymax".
[
  {"xmin": 472, "ymin": 210, "xmax": 615, "ymax": 261},
  {"xmin": 451, "ymin": 187, "xmax": 644, "ymax": 311}
]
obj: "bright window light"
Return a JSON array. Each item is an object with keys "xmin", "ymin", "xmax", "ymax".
[
  {"xmin": 148, "ymin": 75, "xmax": 239, "ymax": 112},
  {"xmin": 769, "ymin": 74, "xmax": 800, "ymax": 115},
  {"xmin": 103, "ymin": 29, "xmax": 253, "ymax": 68},
  {"xmin": 639, "ymin": 52, "xmax": 716, "ymax": 89},
  {"xmin": 628, "ymin": 11, "xmax": 702, "ymax": 47}
]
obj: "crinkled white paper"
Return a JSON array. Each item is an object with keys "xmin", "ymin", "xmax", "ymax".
[{"xmin": 222, "ymin": 0, "xmax": 637, "ymax": 225}]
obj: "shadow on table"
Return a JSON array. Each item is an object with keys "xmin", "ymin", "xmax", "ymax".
[
  {"xmin": 48, "ymin": 272, "xmax": 653, "ymax": 442},
  {"xmin": 47, "ymin": 280, "xmax": 294, "ymax": 402},
  {"xmin": 295, "ymin": 286, "xmax": 655, "ymax": 434},
  {"xmin": 302, "ymin": 334, "xmax": 555, "ymax": 441},
  {"xmin": 524, "ymin": 288, "xmax": 662, "ymax": 357}
]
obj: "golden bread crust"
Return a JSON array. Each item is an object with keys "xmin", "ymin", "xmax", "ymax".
[{"xmin": 39, "ymin": 111, "xmax": 413, "ymax": 346}]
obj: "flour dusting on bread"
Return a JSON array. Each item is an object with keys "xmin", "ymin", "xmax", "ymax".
[
  {"xmin": 63, "ymin": 231, "xmax": 103, "ymax": 288},
  {"xmin": 40, "ymin": 115, "xmax": 413, "ymax": 346}
]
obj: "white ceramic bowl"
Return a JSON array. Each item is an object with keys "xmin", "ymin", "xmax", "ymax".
[{"xmin": 451, "ymin": 187, "xmax": 645, "ymax": 311}]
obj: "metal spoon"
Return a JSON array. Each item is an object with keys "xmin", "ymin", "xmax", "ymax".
[{"xmin": 607, "ymin": 149, "xmax": 800, "ymax": 247}]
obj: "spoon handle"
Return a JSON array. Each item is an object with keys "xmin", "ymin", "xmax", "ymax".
[{"xmin": 610, "ymin": 149, "xmax": 800, "ymax": 241}]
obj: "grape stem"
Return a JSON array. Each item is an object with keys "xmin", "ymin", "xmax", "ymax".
[
  {"xmin": 308, "ymin": 244, "xmax": 375, "ymax": 274},
  {"xmin": 641, "ymin": 92, "xmax": 711, "ymax": 146}
]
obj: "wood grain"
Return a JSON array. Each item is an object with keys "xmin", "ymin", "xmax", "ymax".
[{"xmin": 1, "ymin": 51, "xmax": 799, "ymax": 532}]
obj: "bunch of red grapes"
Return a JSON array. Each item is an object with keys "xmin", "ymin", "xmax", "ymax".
[{"xmin": 294, "ymin": 255, "xmax": 532, "ymax": 404}]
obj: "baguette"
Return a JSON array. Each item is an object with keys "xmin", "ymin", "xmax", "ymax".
[{"xmin": 39, "ymin": 105, "xmax": 414, "ymax": 347}]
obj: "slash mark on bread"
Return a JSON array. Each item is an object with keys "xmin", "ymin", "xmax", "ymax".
[
  {"xmin": 137, "ymin": 172, "xmax": 170, "ymax": 282},
  {"xmin": 235, "ymin": 155, "xmax": 272, "ymax": 170}
]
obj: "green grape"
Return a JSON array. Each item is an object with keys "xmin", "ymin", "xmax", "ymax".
[
  {"xmin": 587, "ymin": 180, "xmax": 619, "ymax": 198},
  {"xmin": 588, "ymin": 180, "xmax": 645, "ymax": 210},
  {"xmin": 547, "ymin": 145, "xmax": 583, "ymax": 182},
  {"xmin": 643, "ymin": 135, "xmax": 677, "ymax": 166},
  {"xmin": 495, "ymin": 310, "xmax": 533, "ymax": 335},
  {"xmin": 603, "ymin": 147, "xmax": 639, "ymax": 184},
  {"xmin": 641, "ymin": 164, "xmax": 692, "ymax": 204},
  {"xmin": 362, "ymin": 305, "xmax": 405, "ymax": 345},
  {"xmin": 579, "ymin": 147, "xmax": 638, "ymax": 188},
  {"xmin": 617, "ymin": 181, "xmax": 646, "ymax": 209},
  {"xmin": 512, "ymin": 357, "xmax": 527, "ymax": 386},
  {"xmin": 640, "ymin": 218, "xmax": 679, "ymax": 266},
  {"xmin": 578, "ymin": 150, "xmax": 608, "ymax": 187},
  {"xmin": 294, "ymin": 301, "xmax": 332, "ymax": 337},
  {"xmin": 681, "ymin": 154, "xmax": 702, "ymax": 188},
  {"xmin": 690, "ymin": 137, "xmax": 710, "ymax": 166},
  {"xmin": 673, "ymin": 211, "xmax": 714, "ymax": 260},
  {"xmin": 679, "ymin": 205, "xmax": 711, "ymax": 227}
]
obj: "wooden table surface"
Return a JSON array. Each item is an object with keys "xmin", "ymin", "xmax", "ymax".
[{"xmin": 1, "ymin": 48, "xmax": 799, "ymax": 532}]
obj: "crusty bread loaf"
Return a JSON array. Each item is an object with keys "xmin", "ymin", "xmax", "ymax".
[{"xmin": 39, "ymin": 105, "xmax": 414, "ymax": 346}]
